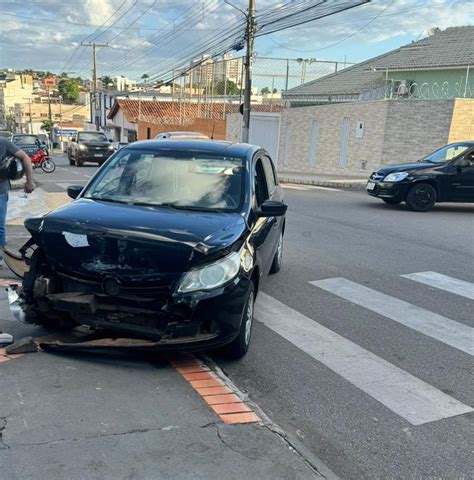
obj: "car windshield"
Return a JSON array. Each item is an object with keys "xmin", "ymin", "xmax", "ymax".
[
  {"xmin": 12, "ymin": 135, "xmax": 38, "ymax": 145},
  {"xmin": 83, "ymin": 148, "xmax": 245, "ymax": 212},
  {"xmin": 423, "ymin": 143, "xmax": 472, "ymax": 163},
  {"xmin": 79, "ymin": 132, "xmax": 108, "ymax": 142}
]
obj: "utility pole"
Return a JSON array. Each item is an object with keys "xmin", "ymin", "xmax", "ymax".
[
  {"xmin": 225, "ymin": 0, "xmax": 255, "ymax": 143},
  {"xmin": 28, "ymin": 98, "xmax": 33, "ymax": 134},
  {"xmin": 81, "ymin": 42, "xmax": 109, "ymax": 130},
  {"xmin": 242, "ymin": 0, "xmax": 255, "ymax": 143},
  {"xmin": 47, "ymin": 86, "xmax": 53, "ymax": 144}
]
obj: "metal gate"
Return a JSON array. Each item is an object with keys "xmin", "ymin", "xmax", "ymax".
[{"xmin": 248, "ymin": 113, "xmax": 281, "ymax": 164}]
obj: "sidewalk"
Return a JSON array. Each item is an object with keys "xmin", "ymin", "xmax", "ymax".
[{"xmin": 278, "ymin": 171, "xmax": 368, "ymax": 190}]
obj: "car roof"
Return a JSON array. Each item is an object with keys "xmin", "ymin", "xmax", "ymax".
[{"xmin": 126, "ymin": 139, "xmax": 261, "ymax": 159}]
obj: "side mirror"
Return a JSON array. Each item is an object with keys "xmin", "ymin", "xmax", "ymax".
[
  {"xmin": 67, "ymin": 185, "xmax": 83, "ymax": 200},
  {"xmin": 258, "ymin": 200, "xmax": 288, "ymax": 217},
  {"xmin": 457, "ymin": 158, "xmax": 472, "ymax": 168},
  {"xmin": 109, "ymin": 138, "xmax": 113, "ymax": 143}
]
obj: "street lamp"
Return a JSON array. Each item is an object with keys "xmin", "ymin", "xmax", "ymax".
[{"xmin": 58, "ymin": 95, "xmax": 63, "ymax": 151}]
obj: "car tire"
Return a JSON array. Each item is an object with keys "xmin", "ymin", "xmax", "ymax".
[
  {"xmin": 68, "ymin": 153, "xmax": 74, "ymax": 165},
  {"xmin": 76, "ymin": 159, "xmax": 83, "ymax": 167},
  {"xmin": 222, "ymin": 283, "xmax": 255, "ymax": 359},
  {"xmin": 382, "ymin": 198, "xmax": 402, "ymax": 205},
  {"xmin": 269, "ymin": 231, "xmax": 283, "ymax": 274},
  {"xmin": 405, "ymin": 183, "xmax": 437, "ymax": 212}
]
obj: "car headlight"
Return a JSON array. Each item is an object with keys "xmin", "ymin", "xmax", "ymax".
[
  {"xmin": 384, "ymin": 172, "xmax": 409, "ymax": 182},
  {"xmin": 78, "ymin": 144, "xmax": 87, "ymax": 151},
  {"xmin": 177, "ymin": 251, "xmax": 241, "ymax": 293},
  {"xmin": 108, "ymin": 144, "xmax": 114, "ymax": 150}
]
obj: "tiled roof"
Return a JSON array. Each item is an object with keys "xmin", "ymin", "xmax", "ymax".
[
  {"xmin": 285, "ymin": 26, "xmax": 474, "ymax": 98},
  {"xmin": 108, "ymin": 99, "xmax": 281, "ymax": 122}
]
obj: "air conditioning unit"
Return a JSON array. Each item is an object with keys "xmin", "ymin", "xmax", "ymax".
[{"xmin": 393, "ymin": 80, "xmax": 413, "ymax": 97}]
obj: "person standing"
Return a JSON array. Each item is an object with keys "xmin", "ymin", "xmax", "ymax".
[{"xmin": 0, "ymin": 137, "xmax": 35, "ymax": 257}]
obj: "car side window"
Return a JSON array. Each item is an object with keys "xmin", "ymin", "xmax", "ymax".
[
  {"xmin": 254, "ymin": 158, "xmax": 269, "ymax": 207},
  {"xmin": 262, "ymin": 156, "xmax": 277, "ymax": 195}
]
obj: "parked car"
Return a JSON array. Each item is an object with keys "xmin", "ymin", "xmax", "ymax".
[
  {"xmin": 0, "ymin": 130, "xmax": 11, "ymax": 139},
  {"xmin": 10, "ymin": 134, "xmax": 43, "ymax": 158},
  {"xmin": 155, "ymin": 131, "xmax": 209, "ymax": 140},
  {"xmin": 112, "ymin": 141, "xmax": 128, "ymax": 151},
  {"xmin": 367, "ymin": 142, "xmax": 474, "ymax": 211},
  {"xmin": 5, "ymin": 140, "xmax": 287, "ymax": 358},
  {"xmin": 67, "ymin": 131, "xmax": 115, "ymax": 167}
]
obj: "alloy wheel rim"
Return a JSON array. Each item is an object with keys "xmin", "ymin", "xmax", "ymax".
[
  {"xmin": 244, "ymin": 292, "xmax": 254, "ymax": 346},
  {"xmin": 414, "ymin": 187, "xmax": 433, "ymax": 207}
]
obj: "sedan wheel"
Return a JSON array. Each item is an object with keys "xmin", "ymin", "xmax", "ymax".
[
  {"xmin": 406, "ymin": 183, "xmax": 437, "ymax": 212},
  {"xmin": 270, "ymin": 232, "xmax": 283, "ymax": 274},
  {"xmin": 222, "ymin": 283, "xmax": 255, "ymax": 359}
]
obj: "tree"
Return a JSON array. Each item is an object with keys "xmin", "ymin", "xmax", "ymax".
[
  {"xmin": 60, "ymin": 72, "xmax": 69, "ymax": 78},
  {"xmin": 141, "ymin": 73, "xmax": 150, "ymax": 83},
  {"xmin": 214, "ymin": 79, "xmax": 239, "ymax": 95},
  {"xmin": 58, "ymin": 78, "xmax": 80, "ymax": 103},
  {"xmin": 101, "ymin": 76, "xmax": 113, "ymax": 89},
  {"xmin": 261, "ymin": 86, "xmax": 270, "ymax": 95},
  {"xmin": 272, "ymin": 88, "xmax": 278, "ymax": 94},
  {"xmin": 41, "ymin": 119, "xmax": 54, "ymax": 134}
]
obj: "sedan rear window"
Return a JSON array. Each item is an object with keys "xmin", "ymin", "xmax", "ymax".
[
  {"xmin": 83, "ymin": 149, "xmax": 245, "ymax": 212},
  {"xmin": 12, "ymin": 135, "xmax": 38, "ymax": 145}
]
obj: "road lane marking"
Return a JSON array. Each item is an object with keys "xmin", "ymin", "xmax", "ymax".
[
  {"xmin": 310, "ymin": 278, "xmax": 473, "ymax": 356},
  {"xmin": 282, "ymin": 185, "xmax": 340, "ymax": 192},
  {"xmin": 401, "ymin": 272, "xmax": 474, "ymax": 301},
  {"xmin": 256, "ymin": 292, "xmax": 473, "ymax": 425}
]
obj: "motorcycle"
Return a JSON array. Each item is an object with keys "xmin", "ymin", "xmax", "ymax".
[{"xmin": 31, "ymin": 140, "xmax": 56, "ymax": 173}]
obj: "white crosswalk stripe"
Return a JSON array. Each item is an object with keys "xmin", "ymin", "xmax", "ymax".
[
  {"xmin": 401, "ymin": 271, "xmax": 474, "ymax": 300},
  {"xmin": 310, "ymin": 278, "xmax": 473, "ymax": 356},
  {"xmin": 255, "ymin": 292, "xmax": 473, "ymax": 425}
]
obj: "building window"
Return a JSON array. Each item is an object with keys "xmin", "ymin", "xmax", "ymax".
[
  {"xmin": 40, "ymin": 113, "xmax": 47, "ymax": 118},
  {"xmin": 339, "ymin": 117, "xmax": 350, "ymax": 167},
  {"xmin": 147, "ymin": 127, "xmax": 151, "ymax": 139},
  {"xmin": 308, "ymin": 120, "xmax": 319, "ymax": 166}
]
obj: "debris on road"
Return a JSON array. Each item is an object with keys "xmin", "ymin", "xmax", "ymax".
[{"xmin": 5, "ymin": 336, "xmax": 38, "ymax": 354}]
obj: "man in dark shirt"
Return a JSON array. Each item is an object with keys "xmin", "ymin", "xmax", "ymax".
[{"xmin": 0, "ymin": 137, "xmax": 35, "ymax": 257}]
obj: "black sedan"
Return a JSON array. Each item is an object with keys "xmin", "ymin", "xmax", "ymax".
[
  {"xmin": 4, "ymin": 140, "xmax": 287, "ymax": 358},
  {"xmin": 367, "ymin": 142, "xmax": 474, "ymax": 211}
]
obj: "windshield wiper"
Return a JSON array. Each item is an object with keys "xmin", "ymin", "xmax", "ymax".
[
  {"xmin": 86, "ymin": 196, "xmax": 130, "ymax": 204},
  {"xmin": 134, "ymin": 202, "xmax": 221, "ymax": 212}
]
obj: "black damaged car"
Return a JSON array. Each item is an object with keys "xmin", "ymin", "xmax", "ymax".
[
  {"xmin": 4, "ymin": 140, "xmax": 287, "ymax": 358},
  {"xmin": 367, "ymin": 142, "xmax": 474, "ymax": 211}
]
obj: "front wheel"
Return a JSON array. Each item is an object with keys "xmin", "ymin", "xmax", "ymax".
[
  {"xmin": 269, "ymin": 232, "xmax": 283, "ymax": 274},
  {"xmin": 382, "ymin": 198, "xmax": 401, "ymax": 205},
  {"xmin": 222, "ymin": 283, "xmax": 255, "ymax": 359},
  {"xmin": 41, "ymin": 159, "xmax": 56, "ymax": 173},
  {"xmin": 405, "ymin": 183, "xmax": 437, "ymax": 212}
]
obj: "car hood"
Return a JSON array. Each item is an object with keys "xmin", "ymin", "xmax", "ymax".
[
  {"xmin": 375, "ymin": 162, "xmax": 435, "ymax": 175},
  {"xmin": 29, "ymin": 199, "xmax": 246, "ymax": 283}
]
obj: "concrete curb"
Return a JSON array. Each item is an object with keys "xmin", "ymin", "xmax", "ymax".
[{"xmin": 279, "ymin": 176, "xmax": 367, "ymax": 191}]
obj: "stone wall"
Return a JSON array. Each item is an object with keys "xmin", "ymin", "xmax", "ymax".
[
  {"xmin": 277, "ymin": 99, "xmax": 468, "ymax": 177},
  {"xmin": 278, "ymin": 101, "xmax": 389, "ymax": 176},
  {"xmin": 448, "ymin": 99, "xmax": 474, "ymax": 143},
  {"xmin": 381, "ymin": 100, "xmax": 454, "ymax": 164}
]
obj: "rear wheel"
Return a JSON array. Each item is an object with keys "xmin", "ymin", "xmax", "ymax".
[
  {"xmin": 76, "ymin": 159, "xmax": 84, "ymax": 167},
  {"xmin": 222, "ymin": 283, "xmax": 255, "ymax": 359},
  {"xmin": 406, "ymin": 183, "xmax": 437, "ymax": 212},
  {"xmin": 382, "ymin": 198, "xmax": 402, "ymax": 205}
]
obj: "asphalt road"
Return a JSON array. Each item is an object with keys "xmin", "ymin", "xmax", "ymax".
[{"xmin": 2, "ymin": 156, "xmax": 473, "ymax": 479}]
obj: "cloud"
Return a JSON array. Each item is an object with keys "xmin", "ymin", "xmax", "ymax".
[{"xmin": 0, "ymin": 0, "xmax": 472, "ymax": 79}]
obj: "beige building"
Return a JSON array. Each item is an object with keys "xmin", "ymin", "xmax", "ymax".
[
  {"xmin": 0, "ymin": 73, "xmax": 33, "ymax": 130},
  {"xmin": 14, "ymin": 99, "xmax": 89, "ymax": 135}
]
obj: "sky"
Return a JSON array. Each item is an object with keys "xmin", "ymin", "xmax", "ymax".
[{"xmin": 0, "ymin": 0, "xmax": 473, "ymax": 87}]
